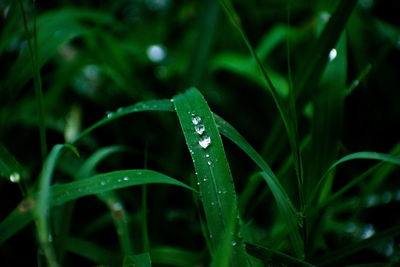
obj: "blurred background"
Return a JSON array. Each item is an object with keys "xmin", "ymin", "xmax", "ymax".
[{"xmin": 1, "ymin": 0, "xmax": 400, "ymax": 265}]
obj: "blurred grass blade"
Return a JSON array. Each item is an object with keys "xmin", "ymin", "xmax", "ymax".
[
  {"xmin": 151, "ymin": 247, "xmax": 204, "ymax": 267},
  {"xmin": 308, "ymin": 151, "xmax": 400, "ymax": 208},
  {"xmin": 65, "ymin": 236, "xmax": 120, "ymax": 265},
  {"xmin": 214, "ymin": 114, "xmax": 304, "ymax": 258},
  {"xmin": 295, "ymin": 0, "xmax": 358, "ymax": 97},
  {"xmin": 0, "ymin": 144, "xmax": 23, "ymax": 181},
  {"xmin": 246, "ymin": 243, "xmax": 315, "ymax": 267},
  {"xmin": 315, "ymin": 225, "xmax": 400, "ymax": 266},
  {"xmin": 34, "ymin": 144, "xmax": 71, "ymax": 267},
  {"xmin": 346, "ymin": 64, "xmax": 372, "ymax": 96},
  {"xmin": 0, "ymin": 200, "xmax": 33, "ymax": 244},
  {"xmin": 76, "ymin": 145, "xmax": 127, "ymax": 178},
  {"xmin": 123, "ymin": 253, "xmax": 152, "ymax": 267},
  {"xmin": 17, "ymin": 0, "xmax": 47, "ymax": 161},
  {"xmin": 72, "ymin": 99, "xmax": 174, "ymax": 144},
  {"xmin": 50, "ymin": 169, "xmax": 194, "ymax": 206},
  {"xmin": 173, "ymin": 88, "xmax": 250, "ymax": 266},
  {"xmin": 218, "ymin": 0, "xmax": 304, "ymax": 212},
  {"xmin": 0, "ymin": 170, "xmax": 193, "ymax": 244}
]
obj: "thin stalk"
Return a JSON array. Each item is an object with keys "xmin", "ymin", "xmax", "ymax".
[
  {"xmin": 18, "ymin": 0, "xmax": 47, "ymax": 162},
  {"xmin": 142, "ymin": 143, "xmax": 150, "ymax": 252}
]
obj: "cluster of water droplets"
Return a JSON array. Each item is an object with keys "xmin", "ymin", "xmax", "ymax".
[{"xmin": 191, "ymin": 114, "xmax": 211, "ymax": 150}]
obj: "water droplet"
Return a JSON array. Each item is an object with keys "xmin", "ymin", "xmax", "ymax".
[
  {"xmin": 48, "ymin": 234, "xmax": 53, "ymax": 243},
  {"xmin": 207, "ymin": 161, "xmax": 212, "ymax": 166},
  {"xmin": 118, "ymin": 178, "xmax": 122, "ymax": 182},
  {"xmin": 199, "ymin": 135, "xmax": 211, "ymax": 149},
  {"xmin": 361, "ymin": 224, "xmax": 375, "ymax": 239},
  {"xmin": 382, "ymin": 191, "xmax": 392, "ymax": 204},
  {"xmin": 205, "ymin": 154, "xmax": 210, "ymax": 158},
  {"xmin": 218, "ymin": 190, "xmax": 222, "ymax": 194},
  {"xmin": 195, "ymin": 124, "xmax": 205, "ymax": 135},
  {"xmin": 232, "ymin": 240, "xmax": 237, "ymax": 246},
  {"xmin": 146, "ymin": 44, "xmax": 166, "ymax": 63},
  {"xmin": 211, "ymin": 202, "xmax": 215, "ymax": 206},
  {"xmin": 196, "ymin": 181, "xmax": 200, "ymax": 185},
  {"xmin": 9, "ymin": 172, "xmax": 20, "ymax": 183},
  {"xmin": 106, "ymin": 112, "xmax": 114, "ymax": 118},
  {"xmin": 345, "ymin": 222, "xmax": 357, "ymax": 233},
  {"xmin": 113, "ymin": 202, "xmax": 123, "ymax": 211},
  {"xmin": 210, "ymin": 234, "xmax": 213, "ymax": 238},
  {"xmin": 203, "ymin": 177, "xmax": 207, "ymax": 182},
  {"xmin": 170, "ymin": 98, "xmax": 174, "ymax": 103},
  {"xmin": 192, "ymin": 116, "xmax": 201, "ymax": 125},
  {"xmin": 123, "ymin": 177, "xmax": 129, "ymax": 181},
  {"xmin": 365, "ymin": 194, "xmax": 379, "ymax": 207},
  {"xmin": 100, "ymin": 181, "xmax": 106, "ymax": 186},
  {"xmin": 328, "ymin": 48, "xmax": 337, "ymax": 61},
  {"xmin": 359, "ymin": 0, "xmax": 373, "ymax": 9}
]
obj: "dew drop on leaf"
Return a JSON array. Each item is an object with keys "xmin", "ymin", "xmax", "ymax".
[
  {"xmin": 199, "ymin": 135, "xmax": 211, "ymax": 149},
  {"xmin": 195, "ymin": 124, "xmax": 205, "ymax": 135},
  {"xmin": 9, "ymin": 172, "xmax": 20, "ymax": 183},
  {"xmin": 192, "ymin": 116, "xmax": 201, "ymax": 125}
]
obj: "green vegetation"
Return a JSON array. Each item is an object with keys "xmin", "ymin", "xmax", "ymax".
[{"xmin": 1, "ymin": 0, "xmax": 400, "ymax": 266}]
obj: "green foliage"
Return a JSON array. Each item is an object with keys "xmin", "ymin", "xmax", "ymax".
[{"xmin": 1, "ymin": 0, "xmax": 400, "ymax": 266}]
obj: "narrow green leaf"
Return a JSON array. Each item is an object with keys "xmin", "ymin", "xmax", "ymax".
[
  {"xmin": 76, "ymin": 145, "xmax": 126, "ymax": 178},
  {"xmin": 308, "ymin": 151, "xmax": 400, "ymax": 209},
  {"xmin": 0, "ymin": 144, "xmax": 23, "ymax": 181},
  {"xmin": 65, "ymin": 236, "xmax": 120, "ymax": 265},
  {"xmin": 315, "ymin": 225, "xmax": 400, "ymax": 266},
  {"xmin": 72, "ymin": 99, "xmax": 174, "ymax": 144},
  {"xmin": 50, "ymin": 169, "xmax": 194, "ymax": 206},
  {"xmin": 123, "ymin": 253, "xmax": 152, "ymax": 267},
  {"xmin": 173, "ymin": 88, "xmax": 250, "ymax": 266},
  {"xmin": 246, "ymin": 243, "xmax": 315, "ymax": 267},
  {"xmin": 214, "ymin": 114, "xmax": 304, "ymax": 258},
  {"xmin": 295, "ymin": 0, "xmax": 358, "ymax": 98},
  {"xmin": 218, "ymin": 0, "xmax": 304, "ymax": 215},
  {"xmin": 151, "ymin": 247, "xmax": 203, "ymax": 267}
]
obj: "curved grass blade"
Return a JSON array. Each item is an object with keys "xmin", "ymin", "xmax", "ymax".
[
  {"xmin": 50, "ymin": 169, "xmax": 194, "ymax": 206},
  {"xmin": 0, "ymin": 144, "xmax": 23, "ymax": 181},
  {"xmin": 246, "ymin": 243, "xmax": 315, "ymax": 267},
  {"xmin": 123, "ymin": 253, "xmax": 152, "ymax": 267},
  {"xmin": 0, "ymin": 170, "xmax": 193, "ymax": 244},
  {"xmin": 214, "ymin": 114, "xmax": 304, "ymax": 258},
  {"xmin": 295, "ymin": 0, "xmax": 357, "ymax": 97},
  {"xmin": 307, "ymin": 152, "xmax": 400, "ymax": 210},
  {"xmin": 76, "ymin": 145, "xmax": 127, "ymax": 178},
  {"xmin": 65, "ymin": 236, "xmax": 120, "ymax": 265},
  {"xmin": 72, "ymin": 99, "xmax": 174, "ymax": 144},
  {"xmin": 173, "ymin": 88, "xmax": 250, "ymax": 266},
  {"xmin": 151, "ymin": 246, "xmax": 204, "ymax": 267},
  {"xmin": 34, "ymin": 144, "xmax": 72, "ymax": 267},
  {"xmin": 315, "ymin": 225, "xmax": 400, "ymax": 266},
  {"xmin": 218, "ymin": 0, "xmax": 304, "ymax": 214}
]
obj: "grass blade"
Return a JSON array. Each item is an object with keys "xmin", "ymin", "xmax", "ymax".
[
  {"xmin": 151, "ymin": 246, "xmax": 204, "ymax": 267},
  {"xmin": 65, "ymin": 236, "xmax": 120, "ymax": 265},
  {"xmin": 246, "ymin": 243, "xmax": 315, "ymax": 267},
  {"xmin": 295, "ymin": 0, "xmax": 358, "ymax": 98},
  {"xmin": 72, "ymin": 99, "xmax": 174, "ymax": 144},
  {"xmin": 123, "ymin": 253, "xmax": 152, "ymax": 267},
  {"xmin": 308, "ymin": 151, "xmax": 400, "ymax": 209},
  {"xmin": 218, "ymin": 0, "xmax": 304, "ymax": 218},
  {"xmin": 50, "ymin": 169, "xmax": 194, "ymax": 206},
  {"xmin": 214, "ymin": 114, "xmax": 304, "ymax": 257},
  {"xmin": 0, "ymin": 144, "xmax": 23, "ymax": 182},
  {"xmin": 173, "ymin": 88, "xmax": 250, "ymax": 266}
]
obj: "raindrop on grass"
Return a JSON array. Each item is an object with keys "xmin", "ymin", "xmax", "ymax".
[
  {"xmin": 113, "ymin": 202, "xmax": 123, "ymax": 211},
  {"xmin": 146, "ymin": 44, "xmax": 166, "ymax": 63},
  {"xmin": 100, "ymin": 181, "xmax": 106, "ymax": 186},
  {"xmin": 207, "ymin": 161, "xmax": 212, "ymax": 166},
  {"xmin": 361, "ymin": 224, "xmax": 375, "ymax": 239},
  {"xmin": 329, "ymin": 48, "xmax": 337, "ymax": 61},
  {"xmin": 199, "ymin": 135, "xmax": 211, "ymax": 149},
  {"xmin": 192, "ymin": 116, "xmax": 201, "ymax": 125},
  {"xmin": 232, "ymin": 240, "xmax": 237, "ymax": 246},
  {"xmin": 382, "ymin": 191, "xmax": 392, "ymax": 204},
  {"xmin": 123, "ymin": 177, "xmax": 129, "ymax": 181},
  {"xmin": 106, "ymin": 112, "xmax": 114, "ymax": 119},
  {"xmin": 9, "ymin": 172, "xmax": 20, "ymax": 183},
  {"xmin": 195, "ymin": 124, "xmax": 205, "ymax": 135},
  {"xmin": 205, "ymin": 154, "xmax": 210, "ymax": 158}
]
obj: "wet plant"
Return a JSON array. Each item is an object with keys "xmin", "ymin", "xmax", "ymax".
[{"xmin": 1, "ymin": 0, "xmax": 400, "ymax": 266}]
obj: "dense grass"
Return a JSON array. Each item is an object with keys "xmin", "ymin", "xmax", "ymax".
[{"xmin": 1, "ymin": 0, "xmax": 400, "ymax": 266}]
